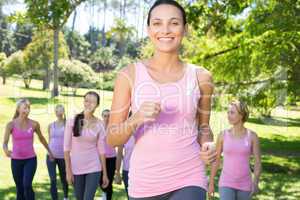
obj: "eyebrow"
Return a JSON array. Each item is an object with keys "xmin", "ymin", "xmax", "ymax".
[{"xmin": 151, "ymin": 17, "xmax": 181, "ymax": 21}]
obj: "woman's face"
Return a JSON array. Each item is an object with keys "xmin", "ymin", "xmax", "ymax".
[
  {"xmin": 18, "ymin": 102, "xmax": 30, "ymax": 117},
  {"xmin": 102, "ymin": 111, "xmax": 110, "ymax": 124},
  {"xmin": 55, "ymin": 106, "xmax": 65, "ymax": 119},
  {"xmin": 147, "ymin": 4, "xmax": 187, "ymax": 54},
  {"xmin": 84, "ymin": 94, "xmax": 98, "ymax": 114},
  {"xmin": 227, "ymin": 104, "xmax": 243, "ymax": 125}
]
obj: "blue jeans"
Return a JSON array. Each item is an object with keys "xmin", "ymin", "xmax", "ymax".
[
  {"xmin": 46, "ymin": 155, "xmax": 68, "ymax": 200},
  {"xmin": 219, "ymin": 187, "xmax": 252, "ymax": 200},
  {"xmin": 129, "ymin": 186, "xmax": 206, "ymax": 200},
  {"xmin": 74, "ymin": 171, "xmax": 101, "ymax": 200},
  {"xmin": 11, "ymin": 157, "xmax": 37, "ymax": 200}
]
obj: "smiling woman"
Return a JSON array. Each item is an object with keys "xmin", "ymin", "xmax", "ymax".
[{"xmin": 107, "ymin": 0, "xmax": 216, "ymax": 200}]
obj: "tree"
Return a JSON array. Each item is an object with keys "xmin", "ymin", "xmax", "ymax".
[
  {"xmin": 63, "ymin": 27, "xmax": 90, "ymax": 63},
  {"xmin": 25, "ymin": 0, "xmax": 86, "ymax": 97},
  {"xmin": 4, "ymin": 50, "xmax": 33, "ymax": 88},
  {"xmin": 23, "ymin": 29, "xmax": 69, "ymax": 90},
  {"xmin": 0, "ymin": 52, "xmax": 7, "ymax": 84},
  {"xmin": 58, "ymin": 59, "xmax": 96, "ymax": 95},
  {"xmin": 106, "ymin": 19, "xmax": 135, "ymax": 56},
  {"xmin": 90, "ymin": 46, "xmax": 117, "ymax": 71}
]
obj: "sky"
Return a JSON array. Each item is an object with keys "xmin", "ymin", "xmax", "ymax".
[{"xmin": 3, "ymin": 1, "xmax": 149, "ymax": 37}]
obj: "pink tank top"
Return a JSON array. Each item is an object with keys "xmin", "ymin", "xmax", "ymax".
[
  {"xmin": 219, "ymin": 129, "xmax": 253, "ymax": 191},
  {"xmin": 123, "ymin": 136, "xmax": 135, "ymax": 171},
  {"xmin": 129, "ymin": 62, "xmax": 208, "ymax": 198},
  {"xmin": 11, "ymin": 120, "xmax": 36, "ymax": 159},
  {"xmin": 49, "ymin": 122, "xmax": 65, "ymax": 159}
]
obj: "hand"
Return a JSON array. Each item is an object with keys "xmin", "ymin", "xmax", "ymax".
[
  {"xmin": 135, "ymin": 101, "xmax": 161, "ymax": 126},
  {"xmin": 4, "ymin": 150, "xmax": 12, "ymax": 158},
  {"xmin": 48, "ymin": 152, "xmax": 55, "ymax": 161},
  {"xmin": 102, "ymin": 174, "xmax": 109, "ymax": 188},
  {"xmin": 114, "ymin": 172, "xmax": 122, "ymax": 185},
  {"xmin": 66, "ymin": 169, "xmax": 74, "ymax": 185},
  {"xmin": 251, "ymin": 182, "xmax": 259, "ymax": 196},
  {"xmin": 208, "ymin": 181, "xmax": 215, "ymax": 199},
  {"xmin": 199, "ymin": 142, "xmax": 216, "ymax": 165}
]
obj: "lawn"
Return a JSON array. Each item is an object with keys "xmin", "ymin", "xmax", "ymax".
[{"xmin": 0, "ymin": 78, "xmax": 299, "ymax": 200}]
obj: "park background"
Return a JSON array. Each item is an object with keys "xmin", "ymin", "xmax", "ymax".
[{"xmin": 0, "ymin": 0, "xmax": 299, "ymax": 199}]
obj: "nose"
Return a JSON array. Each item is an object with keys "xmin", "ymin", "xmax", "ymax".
[{"xmin": 161, "ymin": 23, "xmax": 171, "ymax": 34}]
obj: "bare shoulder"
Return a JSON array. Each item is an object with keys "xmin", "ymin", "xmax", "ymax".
[
  {"xmin": 6, "ymin": 121, "xmax": 14, "ymax": 129},
  {"xmin": 30, "ymin": 119, "xmax": 40, "ymax": 128},
  {"xmin": 192, "ymin": 64, "xmax": 213, "ymax": 82},
  {"xmin": 248, "ymin": 129, "xmax": 259, "ymax": 141}
]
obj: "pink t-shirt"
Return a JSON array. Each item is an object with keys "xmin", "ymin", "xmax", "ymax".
[
  {"xmin": 49, "ymin": 122, "xmax": 65, "ymax": 159},
  {"xmin": 123, "ymin": 136, "xmax": 135, "ymax": 171},
  {"xmin": 103, "ymin": 128, "xmax": 117, "ymax": 158},
  {"xmin": 11, "ymin": 120, "xmax": 36, "ymax": 159},
  {"xmin": 64, "ymin": 118, "xmax": 106, "ymax": 175},
  {"xmin": 128, "ymin": 62, "xmax": 208, "ymax": 198},
  {"xmin": 219, "ymin": 129, "xmax": 253, "ymax": 191}
]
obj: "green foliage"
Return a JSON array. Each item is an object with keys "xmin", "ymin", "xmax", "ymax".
[
  {"xmin": 90, "ymin": 46, "xmax": 117, "ymax": 71},
  {"xmin": 58, "ymin": 59, "xmax": 96, "ymax": 95},
  {"xmin": 4, "ymin": 50, "xmax": 33, "ymax": 88}
]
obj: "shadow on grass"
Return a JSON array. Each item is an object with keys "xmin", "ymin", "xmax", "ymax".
[
  {"xmin": 260, "ymin": 136, "xmax": 300, "ymax": 156},
  {"xmin": 7, "ymin": 97, "xmax": 59, "ymax": 105},
  {"xmin": 0, "ymin": 182, "xmax": 128, "ymax": 200},
  {"xmin": 248, "ymin": 116, "xmax": 300, "ymax": 127}
]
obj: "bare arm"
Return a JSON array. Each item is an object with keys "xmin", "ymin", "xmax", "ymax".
[
  {"xmin": 34, "ymin": 121, "xmax": 53, "ymax": 156},
  {"xmin": 209, "ymin": 132, "xmax": 223, "ymax": 183},
  {"xmin": 196, "ymin": 68, "xmax": 214, "ymax": 145},
  {"xmin": 116, "ymin": 145, "xmax": 124, "ymax": 175},
  {"xmin": 107, "ymin": 65, "xmax": 138, "ymax": 146},
  {"xmin": 2, "ymin": 122, "xmax": 13, "ymax": 157},
  {"xmin": 252, "ymin": 132, "xmax": 262, "ymax": 185}
]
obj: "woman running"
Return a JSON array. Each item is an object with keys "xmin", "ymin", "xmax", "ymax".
[
  {"xmin": 208, "ymin": 100, "xmax": 262, "ymax": 200},
  {"xmin": 64, "ymin": 91, "xmax": 109, "ymax": 200},
  {"xmin": 47, "ymin": 104, "xmax": 69, "ymax": 200},
  {"xmin": 3, "ymin": 98, "xmax": 54, "ymax": 200},
  {"xmin": 99, "ymin": 109, "xmax": 117, "ymax": 200},
  {"xmin": 107, "ymin": 0, "xmax": 216, "ymax": 199}
]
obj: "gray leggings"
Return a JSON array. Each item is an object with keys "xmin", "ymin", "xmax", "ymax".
[
  {"xmin": 129, "ymin": 186, "xmax": 206, "ymax": 200},
  {"xmin": 73, "ymin": 172, "xmax": 101, "ymax": 200},
  {"xmin": 219, "ymin": 187, "xmax": 252, "ymax": 200}
]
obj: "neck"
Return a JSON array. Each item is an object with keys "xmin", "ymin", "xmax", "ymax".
[
  {"xmin": 56, "ymin": 117, "xmax": 64, "ymax": 123},
  {"xmin": 150, "ymin": 51, "xmax": 181, "ymax": 72},
  {"xmin": 232, "ymin": 123, "xmax": 245, "ymax": 135},
  {"xmin": 17, "ymin": 115, "xmax": 27, "ymax": 123},
  {"xmin": 84, "ymin": 112, "xmax": 93, "ymax": 120}
]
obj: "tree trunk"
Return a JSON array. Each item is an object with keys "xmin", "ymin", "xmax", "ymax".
[
  {"xmin": 52, "ymin": 29, "xmax": 59, "ymax": 97},
  {"xmin": 43, "ymin": 66, "xmax": 50, "ymax": 90},
  {"xmin": 24, "ymin": 78, "xmax": 31, "ymax": 89},
  {"xmin": 2, "ymin": 75, "xmax": 6, "ymax": 84},
  {"xmin": 52, "ymin": 28, "xmax": 59, "ymax": 97},
  {"xmin": 101, "ymin": 0, "xmax": 107, "ymax": 46}
]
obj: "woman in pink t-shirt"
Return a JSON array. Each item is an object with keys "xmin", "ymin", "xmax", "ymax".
[
  {"xmin": 106, "ymin": 1, "xmax": 216, "ymax": 199},
  {"xmin": 99, "ymin": 109, "xmax": 117, "ymax": 200},
  {"xmin": 47, "ymin": 104, "xmax": 69, "ymax": 200},
  {"xmin": 64, "ymin": 91, "xmax": 109, "ymax": 200},
  {"xmin": 208, "ymin": 100, "xmax": 262, "ymax": 200},
  {"xmin": 2, "ymin": 98, "xmax": 54, "ymax": 200}
]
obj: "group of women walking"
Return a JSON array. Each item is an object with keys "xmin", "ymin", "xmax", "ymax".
[{"xmin": 2, "ymin": 0, "xmax": 261, "ymax": 200}]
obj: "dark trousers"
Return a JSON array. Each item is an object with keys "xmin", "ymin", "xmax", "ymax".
[
  {"xmin": 46, "ymin": 155, "xmax": 69, "ymax": 199},
  {"xmin": 74, "ymin": 172, "xmax": 101, "ymax": 200},
  {"xmin": 122, "ymin": 170, "xmax": 129, "ymax": 199},
  {"xmin": 99, "ymin": 157, "xmax": 116, "ymax": 200},
  {"xmin": 11, "ymin": 157, "xmax": 37, "ymax": 200}
]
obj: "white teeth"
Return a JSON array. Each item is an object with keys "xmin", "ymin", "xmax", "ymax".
[{"xmin": 158, "ymin": 37, "xmax": 173, "ymax": 41}]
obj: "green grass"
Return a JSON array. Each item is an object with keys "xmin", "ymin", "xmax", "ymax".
[{"xmin": 1, "ymin": 78, "xmax": 300, "ymax": 200}]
